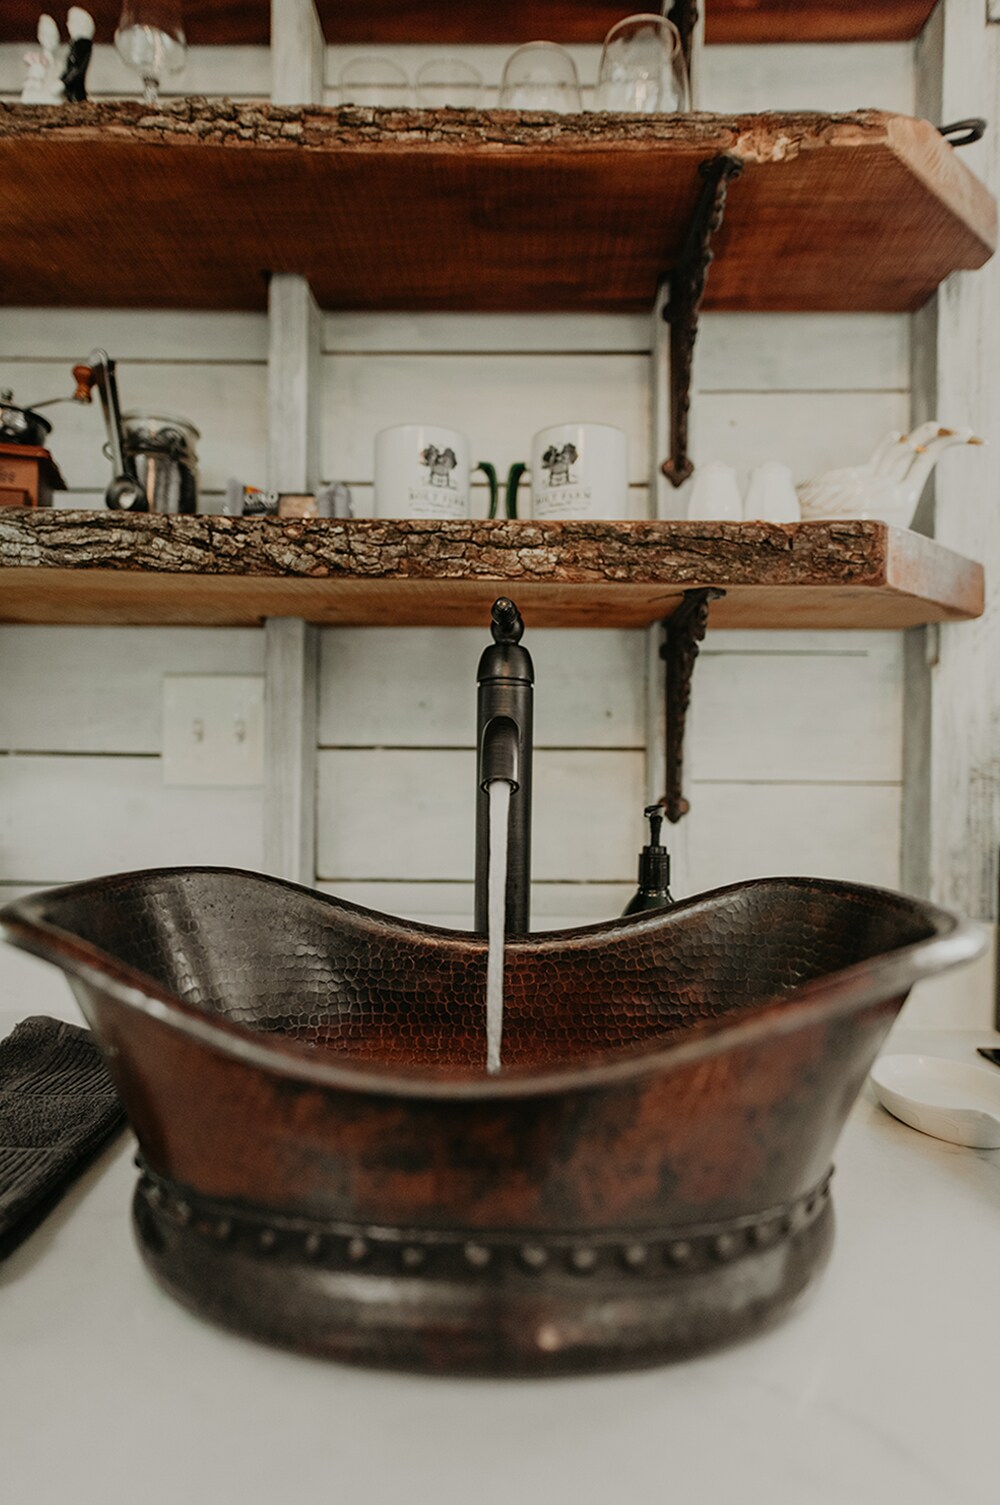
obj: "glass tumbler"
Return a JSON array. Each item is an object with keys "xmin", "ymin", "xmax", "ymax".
[
  {"xmin": 415, "ymin": 59, "xmax": 484, "ymax": 109},
  {"xmin": 498, "ymin": 42, "xmax": 583, "ymax": 113},
  {"xmin": 339, "ymin": 57, "xmax": 412, "ymax": 107},
  {"xmin": 595, "ymin": 15, "xmax": 690, "ymax": 113}
]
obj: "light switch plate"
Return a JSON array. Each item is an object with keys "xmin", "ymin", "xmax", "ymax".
[{"xmin": 162, "ymin": 675, "xmax": 265, "ymax": 787}]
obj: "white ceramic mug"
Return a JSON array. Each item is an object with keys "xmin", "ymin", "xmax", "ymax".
[
  {"xmin": 685, "ymin": 462, "xmax": 743, "ymax": 521},
  {"xmin": 374, "ymin": 424, "xmax": 472, "ymax": 520},
  {"xmin": 530, "ymin": 423, "xmax": 629, "ymax": 520}
]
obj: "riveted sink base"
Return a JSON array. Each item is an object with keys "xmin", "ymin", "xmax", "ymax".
[{"xmin": 133, "ymin": 1163, "xmax": 835, "ymax": 1376}]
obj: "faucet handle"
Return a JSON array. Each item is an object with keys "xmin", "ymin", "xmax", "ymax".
[{"xmin": 491, "ymin": 598, "xmax": 524, "ymax": 644}]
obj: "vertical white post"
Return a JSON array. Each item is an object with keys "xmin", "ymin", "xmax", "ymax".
[
  {"xmin": 647, "ymin": 283, "xmax": 694, "ymax": 890},
  {"xmin": 649, "ymin": 284, "xmax": 674, "ymax": 521},
  {"xmin": 906, "ymin": 0, "xmax": 1000, "ymax": 1029},
  {"xmin": 265, "ymin": 1, "xmax": 325, "ymax": 885},
  {"xmin": 264, "ymin": 618, "xmax": 319, "ymax": 885},
  {"xmin": 271, "ymin": 0, "xmax": 324, "ymax": 106},
  {"xmin": 263, "ymin": 275, "xmax": 322, "ymax": 884},
  {"xmin": 267, "ymin": 274, "xmax": 321, "ymax": 496},
  {"xmin": 924, "ymin": 0, "xmax": 1000, "ymax": 926}
]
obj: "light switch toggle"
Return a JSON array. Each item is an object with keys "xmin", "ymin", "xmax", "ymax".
[{"xmin": 162, "ymin": 675, "xmax": 265, "ymax": 787}]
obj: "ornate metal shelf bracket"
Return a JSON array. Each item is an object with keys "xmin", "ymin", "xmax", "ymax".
[
  {"xmin": 661, "ymin": 153, "xmax": 743, "ymax": 488},
  {"xmin": 661, "ymin": 587, "xmax": 725, "ymax": 823}
]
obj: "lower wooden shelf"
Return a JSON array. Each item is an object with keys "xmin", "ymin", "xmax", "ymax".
[{"xmin": 0, "ymin": 512, "xmax": 983, "ymax": 630}]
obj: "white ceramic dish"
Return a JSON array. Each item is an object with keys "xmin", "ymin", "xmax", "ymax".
[{"xmin": 870, "ymin": 1054, "xmax": 1000, "ymax": 1149}]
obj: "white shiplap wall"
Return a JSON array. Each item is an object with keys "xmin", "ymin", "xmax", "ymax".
[{"xmin": 5, "ymin": 37, "xmax": 973, "ymax": 1018}]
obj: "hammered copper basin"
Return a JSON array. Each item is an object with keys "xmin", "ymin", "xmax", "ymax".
[{"xmin": 0, "ymin": 868, "xmax": 980, "ymax": 1375}]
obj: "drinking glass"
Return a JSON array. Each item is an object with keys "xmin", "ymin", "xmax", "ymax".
[
  {"xmin": 114, "ymin": 1, "xmax": 186, "ymax": 105},
  {"xmin": 415, "ymin": 59, "xmax": 484, "ymax": 109},
  {"xmin": 498, "ymin": 43, "xmax": 583, "ymax": 113},
  {"xmin": 339, "ymin": 57, "xmax": 412, "ymax": 107},
  {"xmin": 595, "ymin": 15, "xmax": 690, "ymax": 113}
]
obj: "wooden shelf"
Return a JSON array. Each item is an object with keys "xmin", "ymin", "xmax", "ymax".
[
  {"xmin": 0, "ymin": 102, "xmax": 993, "ymax": 314},
  {"xmin": 0, "ymin": 513, "xmax": 983, "ymax": 630},
  {"xmin": 0, "ymin": 2, "xmax": 941, "ymax": 47}
]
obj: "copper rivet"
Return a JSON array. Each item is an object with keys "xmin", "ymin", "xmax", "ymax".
[
  {"xmin": 147, "ymin": 1185, "xmax": 163, "ymax": 1208},
  {"xmin": 464, "ymin": 1242, "xmax": 491, "ymax": 1269},
  {"xmin": 713, "ymin": 1232, "xmax": 739, "ymax": 1261},
  {"xmin": 521, "ymin": 1244, "xmax": 548, "ymax": 1270},
  {"xmin": 570, "ymin": 1247, "xmax": 597, "ymax": 1273},
  {"xmin": 175, "ymin": 1201, "xmax": 192, "ymax": 1226},
  {"xmin": 347, "ymin": 1237, "xmax": 369, "ymax": 1263},
  {"xmin": 258, "ymin": 1228, "xmax": 277, "ymax": 1252},
  {"xmin": 402, "ymin": 1245, "xmax": 426, "ymax": 1270},
  {"xmin": 304, "ymin": 1232, "xmax": 322, "ymax": 1258},
  {"xmin": 622, "ymin": 1243, "xmax": 648, "ymax": 1269},
  {"xmin": 214, "ymin": 1219, "xmax": 232, "ymax": 1243},
  {"xmin": 667, "ymin": 1240, "xmax": 693, "ymax": 1266}
]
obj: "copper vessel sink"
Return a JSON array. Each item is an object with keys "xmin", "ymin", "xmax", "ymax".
[{"xmin": 0, "ymin": 867, "xmax": 980, "ymax": 1375}]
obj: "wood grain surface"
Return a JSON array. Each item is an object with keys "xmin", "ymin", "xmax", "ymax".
[
  {"xmin": 0, "ymin": 103, "xmax": 992, "ymax": 313},
  {"xmin": 0, "ymin": 2, "xmax": 940, "ymax": 46}
]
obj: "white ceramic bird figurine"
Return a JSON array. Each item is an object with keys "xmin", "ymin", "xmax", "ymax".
[
  {"xmin": 798, "ymin": 425, "xmax": 983, "ymax": 529},
  {"xmin": 870, "ymin": 421, "xmax": 957, "ymax": 480}
]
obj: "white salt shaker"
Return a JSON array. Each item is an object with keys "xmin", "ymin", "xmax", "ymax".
[
  {"xmin": 685, "ymin": 462, "xmax": 743, "ymax": 521},
  {"xmin": 744, "ymin": 462, "xmax": 800, "ymax": 524}
]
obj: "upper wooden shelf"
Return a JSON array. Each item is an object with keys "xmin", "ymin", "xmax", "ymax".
[
  {"xmin": 0, "ymin": 102, "xmax": 993, "ymax": 314},
  {"xmin": 0, "ymin": 1, "xmax": 942, "ymax": 46},
  {"xmin": 0, "ymin": 512, "xmax": 983, "ymax": 631}
]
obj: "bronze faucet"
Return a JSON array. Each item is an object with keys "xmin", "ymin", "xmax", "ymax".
[{"xmin": 474, "ymin": 599, "xmax": 533, "ymax": 935}]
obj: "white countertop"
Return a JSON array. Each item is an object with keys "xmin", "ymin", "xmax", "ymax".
[{"xmin": 1, "ymin": 1005, "xmax": 998, "ymax": 1505}]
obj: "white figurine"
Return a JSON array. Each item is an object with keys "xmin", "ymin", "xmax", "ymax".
[
  {"xmin": 798, "ymin": 426, "xmax": 984, "ymax": 530},
  {"xmin": 21, "ymin": 13, "xmax": 65, "ymax": 104}
]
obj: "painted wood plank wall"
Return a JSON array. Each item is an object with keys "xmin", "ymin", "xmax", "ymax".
[{"xmin": 4, "ymin": 38, "xmax": 967, "ymax": 1017}]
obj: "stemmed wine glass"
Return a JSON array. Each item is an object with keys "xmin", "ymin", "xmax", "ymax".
[
  {"xmin": 114, "ymin": 0, "xmax": 186, "ymax": 105},
  {"xmin": 595, "ymin": 15, "xmax": 690, "ymax": 113}
]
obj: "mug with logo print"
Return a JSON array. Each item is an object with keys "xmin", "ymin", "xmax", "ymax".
[
  {"xmin": 374, "ymin": 424, "xmax": 479, "ymax": 520},
  {"xmin": 530, "ymin": 423, "xmax": 629, "ymax": 520}
]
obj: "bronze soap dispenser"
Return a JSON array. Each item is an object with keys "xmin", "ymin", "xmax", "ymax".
[{"xmin": 622, "ymin": 804, "xmax": 675, "ymax": 916}]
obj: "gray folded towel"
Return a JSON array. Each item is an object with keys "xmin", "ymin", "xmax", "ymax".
[{"xmin": 0, "ymin": 1015, "xmax": 126, "ymax": 1259}]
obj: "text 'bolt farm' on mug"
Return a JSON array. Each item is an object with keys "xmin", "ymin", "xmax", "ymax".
[
  {"xmin": 530, "ymin": 423, "xmax": 629, "ymax": 520},
  {"xmin": 374, "ymin": 424, "xmax": 499, "ymax": 520}
]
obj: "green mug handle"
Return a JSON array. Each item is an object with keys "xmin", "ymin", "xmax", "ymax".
[
  {"xmin": 505, "ymin": 462, "xmax": 528, "ymax": 519},
  {"xmin": 476, "ymin": 462, "xmax": 499, "ymax": 518}
]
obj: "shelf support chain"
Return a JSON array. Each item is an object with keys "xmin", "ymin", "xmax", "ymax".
[
  {"xmin": 661, "ymin": 153, "xmax": 744, "ymax": 489},
  {"xmin": 666, "ymin": 0, "xmax": 700, "ymax": 77},
  {"xmin": 660, "ymin": 587, "xmax": 725, "ymax": 824}
]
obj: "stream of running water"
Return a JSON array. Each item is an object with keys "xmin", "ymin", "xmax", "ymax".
[{"xmin": 485, "ymin": 778, "xmax": 511, "ymax": 1075}]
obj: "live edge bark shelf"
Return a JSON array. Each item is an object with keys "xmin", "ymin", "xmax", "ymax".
[
  {"xmin": 0, "ymin": 513, "xmax": 983, "ymax": 632},
  {"xmin": 0, "ymin": 101, "xmax": 994, "ymax": 313}
]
